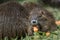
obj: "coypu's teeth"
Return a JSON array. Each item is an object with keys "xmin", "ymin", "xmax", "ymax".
[{"xmin": 32, "ymin": 25, "xmax": 39, "ymax": 32}]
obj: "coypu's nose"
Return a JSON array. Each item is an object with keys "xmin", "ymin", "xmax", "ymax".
[{"xmin": 31, "ymin": 20, "xmax": 38, "ymax": 25}]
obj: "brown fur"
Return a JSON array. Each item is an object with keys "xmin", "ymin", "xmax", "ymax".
[
  {"xmin": 22, "ymin": 2, "xmax": 42, "ymax": 13},
  {"xmin": 28, "ymin": 8, "xmax": 57, "ymax": 32},
  {"xmin": 22, "ymin": 2, "xmax": 57, "ymax": 32},
  {"xmin": 0, "ymin": 1, "xmax": 29, "ymax": 39}
]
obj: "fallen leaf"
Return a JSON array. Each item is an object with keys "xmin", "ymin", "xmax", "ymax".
[
  {"xmin": 55, "ymin": 21, "xmax": 60, "ymax": 25},
  {"xmin": 46, "ymin": 31, "xmax": 50, "ymax": 37}
]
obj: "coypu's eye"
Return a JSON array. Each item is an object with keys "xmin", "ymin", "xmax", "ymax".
[
  {"xmin": 41, "ymin": 11, "xmax": 44, "ymax": 14},
  {"xmin": 39, "ymin": 15, "xmax": 42, "ymax": 17},
  {"xmin": 39, "ymin": 11, "xmax": 45, "ymax": 17},
  {"xmin": 41, "ymin": 10, "xmax": 45, "ymax": 15}
]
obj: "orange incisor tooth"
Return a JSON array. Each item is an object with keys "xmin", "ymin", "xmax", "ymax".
[{"xmin": 33, "ymin": 26, "xmax": 38, "ymax": 32}]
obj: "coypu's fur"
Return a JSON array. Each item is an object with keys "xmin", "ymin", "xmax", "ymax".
[
  {"xmin": 0, "ymin": 1, "xmax": 29, "ymax": 39},
  {"xmin": 28, "ymin": 7, "xmax": 57, "ymax": 32},
  {"xmin": 22, "ymin": 2, "xmax": 42, "ymax": 12},
  {"xmin": 22, "ymin": 2, "xmax": 57, "ymax": 32}
]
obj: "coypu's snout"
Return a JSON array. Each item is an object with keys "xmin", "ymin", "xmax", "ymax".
[
  {"xmin": 31, "ymin": 20, "xmax": 38, "ymax": 25},
  {"xmin": 31, "ymin": 20, "xmax": 39, "ymax": 32}
]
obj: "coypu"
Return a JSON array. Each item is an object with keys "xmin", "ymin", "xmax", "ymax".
[
  {"xmin": 28, "ymin": 7, "xmax": 57, "ymax": 32},
  {"xmin": 0, "ymin": 1, "xmax": 29, "ymax": 40},
  {"xmin": 22, "ymin": 2, "xmax": 57, "ymax": 32},
  {"xmin": 0, "ymin": 1, "xmax": 57, "ymax": 40}
]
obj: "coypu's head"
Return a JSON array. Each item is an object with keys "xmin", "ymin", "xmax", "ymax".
[{"xmin": 28, "ymin": 7, "xmax": 57, "ymax": 34}]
